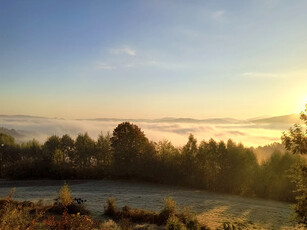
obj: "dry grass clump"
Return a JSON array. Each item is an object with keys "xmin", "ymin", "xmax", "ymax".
[
  {"xmin": 43, "ymin": 211, "xmax": 99, "ymax": 230},
  {"xmin": 100, "ymin": 219, "xmax": 121, "ymax": 230},
  {"xmin": 48, "ymin": 183, "xmax": 89, "ymax": 215},
  {"xmin": 0, "ymin": 185, "xmax": 93, "ymax": 230},
  {"xmin": 104, "ymin": 197, "xmax": 210, "ymax": 230},
  {"xmin": 0, "ymin": 188, "xmax": 46, "ymax": 230},
  {"xmin": 104, "ymin": 198, "xmax": 158, "ymax": 224},
  {"xmin": 48, "ymin": 201, "xmax": 89, "ymax": 216}
]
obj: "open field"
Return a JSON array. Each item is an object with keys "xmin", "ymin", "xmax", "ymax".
[{"xmin": 0, "ymin": 179, "xmax": 299, "ymax": 229}]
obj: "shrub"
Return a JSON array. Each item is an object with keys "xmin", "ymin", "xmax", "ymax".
[
  {"xmin": 103, "ymin": 197, "xmax": 209, "ymax": 229},
  {"xmin": 49, "ymin": 183, "xmax": 90, "ymax": 215},
  {"xmin": 158, "ymin": 197, "xmax": 177, "ymax": 224},
  {"xmin": 289, "ymin": 162, "xmax": 307, "ymax": 226},
  {"xmin": 167, "ymin": 216, "xmax": 187, "ymax": 230},
  {"xmin": 121, "ymin": 205, "xmax": 157, "ymax": 224},
  {"xmin": 48, "ymin": 202, "xmax": 89, "ymax": 215},
  {"xmin": 43, "ymin": 211, "xmax": 98, "ymax": 230},
  {"xmin": 119, "ymin": 218, "xmax": 133, "ymax": 230},
  {"xmin": 100, "ymin": 219, "xmax": 121, "ymax": 230},
  {"xmin": 59, "ymin": 183, "xmax": 72, "ymax": 206},
  {"xmin": 178, "ymin": 207, "xmax": 200, "ymax": 230},
  {"xmin": 0, "ymin": 200, "xmax": 44, "ymax": 230},
  {"xmin": 104, "ymin": 198, "xmax": 118, "ymax": 217},
  {"xmin": 0, "ymin": 202, "xmax": 32, "ymax": 230},
  {"xmin": 6, "ymin": 187, "xmax": 16, "ymax": 201}
]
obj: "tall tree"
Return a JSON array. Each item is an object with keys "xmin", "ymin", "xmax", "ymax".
[
  {"xmin": 282, "ymin": 104, "xmax": 307, "ymax": 154},
  {"xmin": 43, "ymin": 135, "xmax": 61, "ymax": 162},
  {"xmin": 181, "ymin": 134, "xmax": 198, "ymax": 186},
  {"xmin": 96, "ymin": 132, "xmax": 113, "ymax": 168},
  {"xmin": 110, "ymin": 122, "xmax": 150, "ymax": 177},
  {"xmin": 75, "ymin": 133, "xmax": 96, "ymax": 169},
  {"xmin": 0, "ymin": 133, "xmax": 16, "ymax": 177},
  {"xmin": 60, "ymin": 134, "xmax": 75, "ymax": 164},
  {"xmin": 282, "ymin": 104, "xmax": 307, "ymax": 225}
]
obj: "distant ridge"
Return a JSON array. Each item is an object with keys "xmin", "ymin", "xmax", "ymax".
[
  {"xmin": 250, "ymin": 114, "xmax": 301, "ymax": 124},
  {"xmin": 0, "ymin": 127, "xmax": 24, "ymax": 139},
  {"xmin": 79, "ymin": 117, "xmax": 244, "ymax": 124},
  {"xmin": 0, "ymin": 113, "xmax": 301, "ymax": 146},
  {"xmin": 0, "ymin": 114, "xmax": 50, "ymax": 119},
  {"xmin": 0, "ymin": 114, "xmax": 302, "ymax": 125}
]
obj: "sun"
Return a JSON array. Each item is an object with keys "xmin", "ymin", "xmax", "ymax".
[
  {"xmin": 288, "ymin": 93, "xmax": 307, "ymax": 114},
  {"xmin": 298, "ymin": 94, "xmax": 307, "ymax": 112}
]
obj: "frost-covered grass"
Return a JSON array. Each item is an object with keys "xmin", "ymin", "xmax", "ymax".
[{"xmin": 0, "ymin": 180, "xmax": 303, "ymax": 229}]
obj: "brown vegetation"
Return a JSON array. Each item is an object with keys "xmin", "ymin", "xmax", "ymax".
[{"xmin": 104, "ymin": 197, "xmax": 210, "ymax": 230}]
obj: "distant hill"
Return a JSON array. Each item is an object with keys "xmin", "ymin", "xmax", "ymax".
[
  {"xmin": 1, "ymin": 114, "xmax": 302, "ymax": 125},
  {"xmin": 0, "ymin": 127, "xmax": 24, "ymax": 139},
  {"xmin": 81, "ymin": 117, "xmax": 244, "ymax": 124},
  {"xmin": 0, "ymin": 115, "xmax": 48, "ymax": 119},
  {"xmin": 250, "ymin": 114, "xmax": 302, "ymax": 124},
  {"xmin": 154, "ymin": 117, "xmax": 243, "ymax": 124}
]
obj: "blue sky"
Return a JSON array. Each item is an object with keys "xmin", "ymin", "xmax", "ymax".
[{"xmin": 0, "ymin": 0, "xmax": 306, "ymax": 119}]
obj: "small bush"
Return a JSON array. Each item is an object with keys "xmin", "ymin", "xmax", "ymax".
[
  {"xmin": 167, "ymin": 216, "xmax": 187, "ymax": 230},
  {"xmin": 0, "ymin": 200, "xmax": 44, "ymax": 230},
  {"xmin": 104, "ymin": 198, "xmax": 118, "ymax": 217},
  {"xmin": 48, "ymin": 202, "xmax": 89, "ymax": 215},
  {"xmin": 103, "ymin": 197, "xmax": 209, "ymax": 229},
  {"xmin": 119, "ymin": 218, "xmax": 134, "ymax": 230},
  {"xmin": 179, "ymin": 207, "xmax": 210, "ymax": 230},
  {"xmin": 289, "ymin": 163, "xmax": 307, "ymax": 226},
  {"xmin": 6, "ymin": 187, "xmax": 16, "ymax": 201},
  {"xmin": 49, "ymin": 183, "xmax": 89, "ymax": 215},
  {"xmin": 59, "ymin": 183, "xmax": 72, "ymax": 206},
  {"xmin": 100, "ymin": 219, "xmax": 121, "ymax": 230},
  {"xmin": 43, "ymin": 211, "xmax": 98, "ymax": 230},
  {"xmin": 158, "ymin": 197, "xmax": 177, "ymax": 225},
  {"xmin": 121, "ymin": 205, "xmax": 158, "ymax": 224}
]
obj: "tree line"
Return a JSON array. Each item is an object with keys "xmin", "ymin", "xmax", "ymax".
[{"xmin": 0, "ymin": 121, "xmax": 305, "ymax": 204}]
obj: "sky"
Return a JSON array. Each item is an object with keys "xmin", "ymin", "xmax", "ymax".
[{"xmin": 0, "ymin": 0, "xmax": 307, "ymax": 119}]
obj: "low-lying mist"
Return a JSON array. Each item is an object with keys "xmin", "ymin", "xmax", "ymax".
[{"xmin": 0, "ymin": 114, "xmax": 300, "ymax": 148}]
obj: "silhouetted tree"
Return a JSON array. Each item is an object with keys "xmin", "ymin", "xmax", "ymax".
[
  {"xmin": 181, "ymin": 134, "xmax": 198, "ymax": 186},
  {"xmin": 110, "ymin": 122, "xmax": 152, "ymax": 177},
  {"xmin": 60, "ymin": 134, "xmax": 75, "ymax": 164},
  {"xmin": 282, "ymin": 104, "xmax": 307, "ymax": 225},
  {"xmin": 155, "ymin": 140, "xmax": 180, "ymax": 183},
  {"xmin": 0, "ymin": 133, "xmax": 16, "ymax": 177},
  {"xmin": 282, "ymin": 105, "xmax": 307, "ymax": 155},
  {"xmin": 96, "ymin": 132, "xmax": 113, "ymax": 170},
  {"xmin": 75, "ymin": 133, "xmax": 96, "ymax": 169},
  {"xmin": 43, "ymin": 135, "xmax": 61, "ymax": 162}
]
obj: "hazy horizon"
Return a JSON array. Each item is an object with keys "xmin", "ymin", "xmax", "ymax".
[{"xmin": 0, "ymin": 112, "xmax": 302, "ymax": 148}]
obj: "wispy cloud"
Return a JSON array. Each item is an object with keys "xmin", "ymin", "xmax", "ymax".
[
  {"xmin": 109, "ymin": 46, "xmax": 136, "ymax": 56},
  {"xmin": 212, "ymin": 10, "xmax": 225, "ymax": 20},
  {"xmin": 123, "ymin": 60, "xmax": 187, "ymax": 70},
  {"xmin": 241, "ymin": 70, "xmax": 307, "ymax": 79},
  {"xmin": 241, "ymin": 72, "xmax": 280, "ymax": 78},
  {"xmin": 97, "ymin": 62, "xmax": 115, "ymax": 69},
  {"xmin": 264, "ymin": 0, "xmax": 280, "ymax": 7}
]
